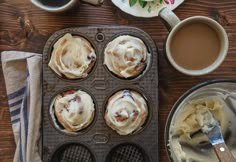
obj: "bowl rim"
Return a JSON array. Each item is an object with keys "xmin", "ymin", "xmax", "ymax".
[{"xmin": 164, "ymin": 78, "xmax": 236, "ymax": 161}]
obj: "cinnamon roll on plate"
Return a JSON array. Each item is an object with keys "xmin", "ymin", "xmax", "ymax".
[
  {"xmin": 105, "ymin": 90, "xmax": 148, "ymax": 135},
  {"xmin": 104, "ymin": 35, "xmax": 149, "ymax": 79},
  {"xmin": 50, "ymin": 89, "xmax": 95, "ymax": 133},
  {"xmin": 49, "ymin": 33, "xmax": 96, "ymax": 79}
]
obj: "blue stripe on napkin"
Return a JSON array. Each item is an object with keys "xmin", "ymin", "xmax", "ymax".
[
  {"xmin": 19, "ymin": 68, "xmax": 30, "ymax": 162},
  {"xmin": 10, "ymin": 108, "xmax": 21, "ymax": 116},
  {"xmin": 7, "ymin": 86, "xmax": 26, "ymax": 125},
  {"xmin": 8, "ymin": 87, "xmax": 26, "ymax": 100},
  {"xmin": 23, "ymin": 82, "xmax": 29, "ymax": 144},
  {"xmin": 20, "ymin": 128, "xmax": 24, "ymax": 162},
  {"xmin": 12, "ymin": 118, "xmax": 20, "ymax": 124},
  {"xmin": 9, "ymin": 99, "xmax": 23, "ymax": 108}
]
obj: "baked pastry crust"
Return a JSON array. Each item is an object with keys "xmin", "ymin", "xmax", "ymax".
[
  {"xmin": 49, "ymin": 33, "xmax": 96, "ymax": 79},
  {"xmin": 104, "ymin": 35, "xmax": 148, "ymax": 78},
  {"xmin": 53, "ymin": 89, "xmax": 95, "ymax": 132},
  {"xmin": 105, "ymin": 90, "xmax": 148, "ymax": 135}
]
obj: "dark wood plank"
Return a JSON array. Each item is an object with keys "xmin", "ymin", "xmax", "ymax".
[{"xmin": 1, "ymin": 0, "xmax": 236, "ymax": 161}]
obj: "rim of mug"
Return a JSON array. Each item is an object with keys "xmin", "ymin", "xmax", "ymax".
[
  {"xmin": 166, "ymin": 16, "xmax": 229, "ymax": 76},
  {"xmin": 31, "ymin": 0, "xmax": 76, "ymax": 12}
]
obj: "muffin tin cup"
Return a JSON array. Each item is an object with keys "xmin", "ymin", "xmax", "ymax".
[
  {"xmin": 43, "ymin": 26, "xmax": 159, "ymax": 162},
  {"xmin": 48, "ymin": 86, "xmax": 98, "ymax": 136},
  {"xmin": 102, "ymin": 87, "xmax": 153, "ymax": 136},
  {"xmin": 49, "ymin": 142, "xmax": 96, "ymax": 162},
  {"xmin": 45, "ymin": 31, "xmax": 98, "ymax": 82},
  {"xmin": 102, "ymin": 32, "xmax": 153, "ymax": 82},
  {"xmin": 105, "ymin": 142, "xmax": 150, "ymax": 162}
]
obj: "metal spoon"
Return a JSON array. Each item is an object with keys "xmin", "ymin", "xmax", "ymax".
[{"xmin": 197, "ymin": 110, "xmax": 236, "ymax": 162}]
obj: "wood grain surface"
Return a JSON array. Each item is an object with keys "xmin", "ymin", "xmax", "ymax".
[
  {"xmin": 213, "ymin": 143, "xmax": 236, "ymax": 162},
  {"xmin": 1, "ymin": 0, "xmax": 236, "ymax": 161}
]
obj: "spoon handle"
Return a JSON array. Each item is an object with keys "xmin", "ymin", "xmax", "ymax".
[{"xmin": 213, "ymin": 142, "xmax": 236, "ymax": 162}]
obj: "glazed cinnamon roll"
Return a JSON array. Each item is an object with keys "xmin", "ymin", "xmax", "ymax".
[
  {"xmin": 49, "ymin": 33, "xmax": 96, "ymax": 79},
  {"xmin": 105, "ymin": 90, "xmax": 148, "ymax": 135},
  {"xmin": 53, "ymin": 89, "xmax": 95, "ymax": 132},
  {"xmin": 104, "ymin": 35, "xmax": 148, "ymax": 78}
]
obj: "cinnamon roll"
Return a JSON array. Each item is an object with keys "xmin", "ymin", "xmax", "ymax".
[
  {"xmin": 52, "ymin": 89, "xmax": 95, "ymax": 132},
  {"xmin": 49, "ymin": 33, "xmax": 96, "ymax": 79},
  {"xmin": 104, "ymin": 35, "xmax": 148, "ymax": 78},
  {"xmin": 105, "ymin": 90, "xmax": 148, "ymax": 135}
]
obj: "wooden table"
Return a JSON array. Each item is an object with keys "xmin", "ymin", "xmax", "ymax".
[{"xmin": 1, "ymin": 0, "xmax": 236, "ymax": 161}]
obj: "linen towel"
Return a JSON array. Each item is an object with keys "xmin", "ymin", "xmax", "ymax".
[{"xmin": 1, "ymin": 51, "xmax": 42, "ymax": 162}]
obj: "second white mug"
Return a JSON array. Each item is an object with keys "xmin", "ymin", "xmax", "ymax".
[{"xmin": 30, "ymin": 0, "xmax": 103, "ymax": 12}]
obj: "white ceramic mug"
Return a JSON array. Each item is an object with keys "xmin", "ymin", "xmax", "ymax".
[
  {"xmin": 31, "ymin": 0, "xmax": 103, "ymax": 12},
  {"xmin": 160, "ymin": 8, "xmax": 229, "ymax": 76}
]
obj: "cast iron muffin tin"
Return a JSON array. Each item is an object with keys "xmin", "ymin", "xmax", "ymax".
[{"xmin": 42, "ymin": 26, "xmax": 159, "ymax": 162}]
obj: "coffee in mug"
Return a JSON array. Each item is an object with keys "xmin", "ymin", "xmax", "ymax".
[
  {"xmin": 170, "ymin": 22, "xmax": 220, "ymax": 70},
  {"xmin": 160, "ymin": 8, "xmax": 229, "ymax": 76},
  {"xmin": 31, "ymin": 0, "xmax": 103, "ymax": 12},
  {"xmin": 38, "ymin": 0, "xmax": 71, "ymax": 7}
]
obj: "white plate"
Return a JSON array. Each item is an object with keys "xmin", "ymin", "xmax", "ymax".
[{"xmin": 112, "ymin": 0, "xmax": 184, "ymax": 18}]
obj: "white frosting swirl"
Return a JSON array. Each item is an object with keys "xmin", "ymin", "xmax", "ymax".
[
  {"xmin": 105, "ymin": 90, "xmax": 148, "ymax": 135},
  {"xmin": 54, "ymin": 90, "xmax": 95, "ymax": 132},
  {"xmin": 104, "ymin": 35, "xmax": 148, "ymax": 78},
  {"xmin": 49, "ymin": 33, "xmax": 96, "ymax": 79},
  {"xmin": 169, "ymin": 97, "xmax": 231, "ymax": 162}
]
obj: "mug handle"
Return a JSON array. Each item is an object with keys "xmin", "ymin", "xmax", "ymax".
[
  {"xmin": 160, "ymin": 7, "xmax": 180, "ymax": 30},
  {"xmin": 80, "ymin": 0, "xmax": 103, "ymax": 5}
]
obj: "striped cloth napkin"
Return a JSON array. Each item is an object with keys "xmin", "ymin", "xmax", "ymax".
[{"xmin": 1, "ymin": 51, "xmax": 42, "ymax": 162}]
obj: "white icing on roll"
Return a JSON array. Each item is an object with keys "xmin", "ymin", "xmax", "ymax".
[
  {"xmin": 49, "ymin": 33, "xmax": 96, "ymax": 79},
  {"xmin": 54, "ymin": 90, "xmax": 95, "ymax": 132},
  {"xmin": 105, "ymin": 90, "xmax": 148, "ymax": 135},
  {"xmin": 104, "ymin": 35, "xmax": 148, "ymax": 78}
]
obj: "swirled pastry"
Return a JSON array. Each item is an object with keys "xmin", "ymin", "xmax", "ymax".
[
  {"xmin": 49, "ymin": 33, "xmax": 96, "ymax": 79},
  {"xmin": 53, "ymin": 89, "xmax": 95, "ymax": 132},
  {"xmin": 105, "ymin": 90, "xmax": 148, "ymax": 135},
  {"xmin": 104, "ymin": 35, "xmax": 148, "ymax": 78}
]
